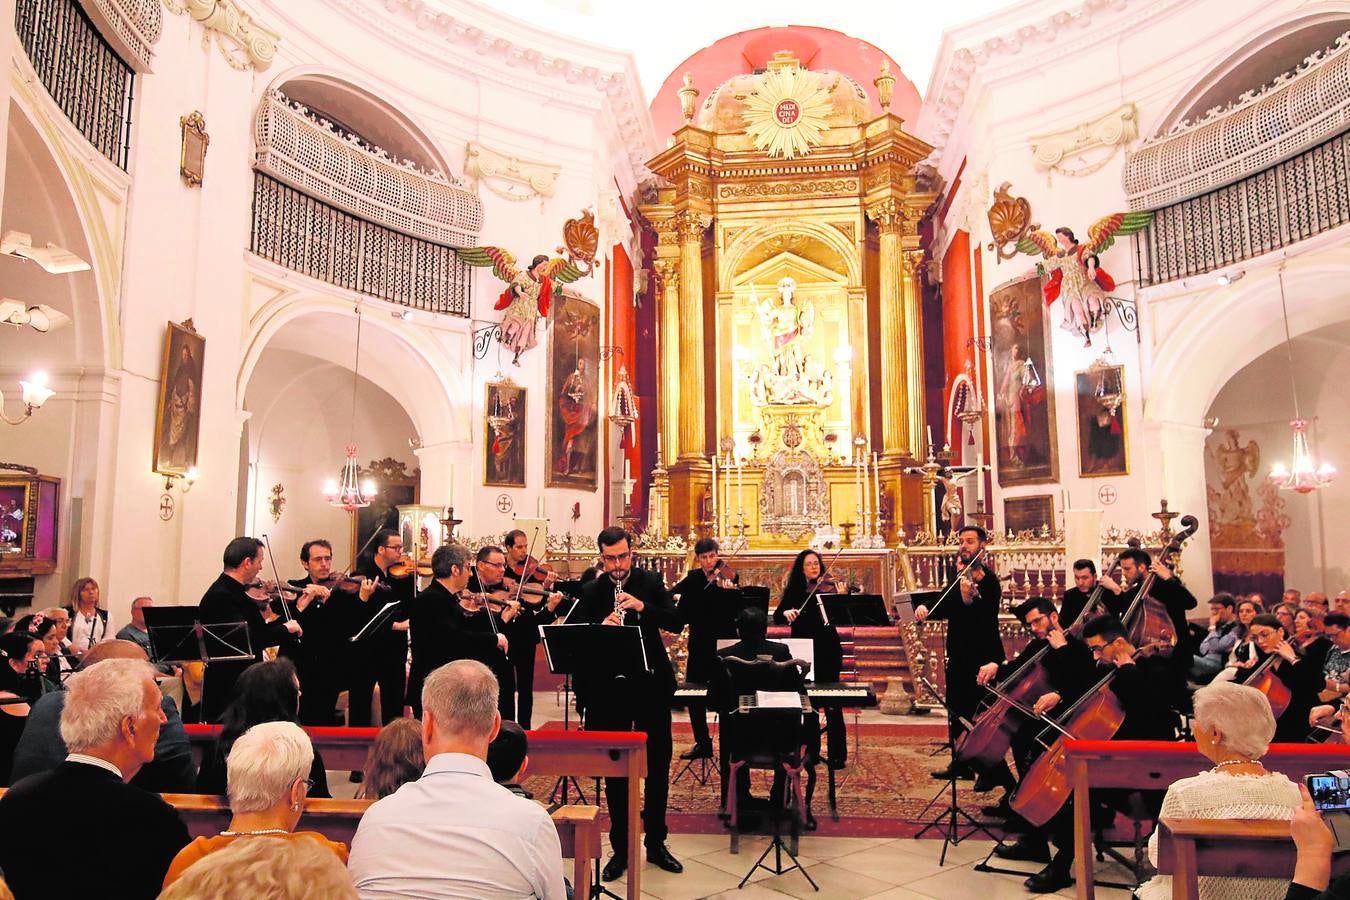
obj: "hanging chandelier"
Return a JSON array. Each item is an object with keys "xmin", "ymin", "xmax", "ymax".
[
  {"xmin": 323, "ymin": 305, "xmax": 376, "ymax": 510},
  {"xmin": 1268, "ymin": 269, "xmax": 1335, "ymax": 494}
]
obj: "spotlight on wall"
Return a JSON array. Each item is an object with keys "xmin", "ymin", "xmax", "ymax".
[
  {"xmin": 1216, "ymin": 270, "xmax": 1246, "ymax": 286},
  {"xmin": 0, "ymin": 300, "xmax": 72, "ymax": 333},
  {"xmin": 0, "ymin": 231, "xmax": 90, "ymax": 274},
  {"xmin": 164, "ymin": 466, "xmax": 199, "ymax": 493}
]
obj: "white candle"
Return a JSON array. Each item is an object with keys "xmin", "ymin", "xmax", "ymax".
[
  {"xmin": 860, "ymin": 448, "xmax": 871, "ymax": 534},
  {"xmin": 736, "ymin": 457, "xmax": 743, "ymax": 515},
  {"xmin": 724, "ymin": 451, "xmax": 733, "ymax": 535},
  {"xmin": 927, "ymin": 424, "xmax": 934, "ymax": 451},
  {"xmin": 853, "ymin": 447, "xmax": 863, "ymax": 526},
  {"xmin": 711, "ymin": 453, "xmax": 718, "ymax": 532},
  {"xmin": 873, "ymin": 452, "xmax": 882, "ymax": 536},
  {"xmin": 537, "ymin": 495, "xmax": 544, "ymax": 517}
]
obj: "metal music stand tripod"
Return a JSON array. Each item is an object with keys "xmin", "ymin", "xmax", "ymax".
[
  {"xmin": 912, "ymin": 674, "xmax": 995, "ymax": 865},
  {"xmin": 145, "ymin": 607, "xmax": 255, "ymax": 722}
]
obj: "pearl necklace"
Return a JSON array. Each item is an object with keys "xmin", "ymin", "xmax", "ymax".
[{"xmin": 219, "ymin": 828, "xmax": 289, "ymax": 836}]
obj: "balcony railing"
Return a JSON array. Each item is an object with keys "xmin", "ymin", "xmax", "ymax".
[
  {"xmin": 81, "ymin": 0, "xmax": 161, "ymax": 72},
  {"xmin": 14, "ymin": 0, "xmax": 135, "ymax": 168},
  {"xmin": 254, "ymin": 91, "xmax": 483, "ymax": 249},
  {"xmin": 1134, "ymin": 129, "xmax": 1350, "ymax": 286},
  {"xmin": 250, "ymin": 173, "xmax": 473, "ymax": 316}
]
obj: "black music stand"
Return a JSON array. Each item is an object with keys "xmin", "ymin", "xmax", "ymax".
[
  {"xmin": 911, "ymin": 674, "xmax": 995, "ymax": 865},
  {"xmin": 145, "ymin": 607, "xmax": 254, "ymax": 724},
  {"xmin": 540, "ymin": 623, "xmax": 648, "ymax": 900},
  {"xmin": 820, "ymin": 593, "xmax": 889, "ymax": 796},
  {"xmin": 349, "ymin": 601, "xmax": 403, "ymax": 643}
]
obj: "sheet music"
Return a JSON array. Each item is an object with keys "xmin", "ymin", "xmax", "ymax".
[{"xmin": 755, "ymin": 691, "xmax": 802, "ymax": 708}]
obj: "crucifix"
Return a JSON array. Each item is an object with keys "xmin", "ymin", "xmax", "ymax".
[{"xmin": 1151, "ymin": 499, "xmax": 1179, "ymax": 542}]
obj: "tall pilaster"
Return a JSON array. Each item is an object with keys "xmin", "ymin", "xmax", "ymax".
[
  {"xmin": 653, "ymin": 255, "xmax": 681, "ymax": 468},
  {"xmin": 867, "ymin": 199, "xmax": 911, "ymax": 457},
  {"xmin": 676, "ymin": 210, "xmax": 712, "ymax": 461},
  {"xmin": 902, "ymin": 248, "xmax": 927, "ymax": 459}
]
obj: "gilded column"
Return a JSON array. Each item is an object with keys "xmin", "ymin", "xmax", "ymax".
[
  {"xmin": 902, "ymin": 248, "xmax": 926, "ymax": 460},
  {"xmin": 676, "ymin": 211, "xmax": 712, "ymax": 460},
  {"xmin": 867, "ymin": 199, "xmax": 910, "ymax": 456},
  {"xmin": 653, "ymin": 256, "xmax": 681, "ymax": 468}
]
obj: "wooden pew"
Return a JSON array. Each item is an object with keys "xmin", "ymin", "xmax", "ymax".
[
  {"xmin": 183, "ymin": 725, "xmax": 646, "ymax": 899},
  {"xmin": 1154, "ymin": 817, "xmax": 1350, "ymax": 900},
  {"xmin": 162, "ymin": 793, "xmax": 600, "ymax": 900},
  {"xmin": 1064, "ymin": 740, "xmax": 1350, "ymax": 900}
]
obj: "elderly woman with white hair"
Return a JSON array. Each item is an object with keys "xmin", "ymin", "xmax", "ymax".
[
  {"xmin": 1136, "ymin": 681, "xmax": 1302, "ymax": 900},
  {"xmin": 161, "ymin": 721, "xmax": 347, "ymax": 889}
]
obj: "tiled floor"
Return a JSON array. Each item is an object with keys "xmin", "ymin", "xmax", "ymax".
[
  {"xmin": 333, "ymin": 690, "xmax": 1141, "ymax": 900},
  {"xmin": 602, "ymin": 832, "xmax": 1138, "ymax": 899}
]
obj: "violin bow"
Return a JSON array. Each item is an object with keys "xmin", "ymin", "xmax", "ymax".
[
  {"xmin": 703, "ymin": 540, "xmax": 748, "ymax": 591},
  {"xmin": 924, "ymin": 546, "xmax": 988, "ymax": 620},
  {"xmin": 260, "ymin": 534, "xmax": 300, "ymax": 639},
  {"xmin": 511, "ymin": 525, "xmax": 545, "ymax": 607}
]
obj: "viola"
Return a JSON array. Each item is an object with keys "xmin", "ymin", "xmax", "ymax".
[
  {"xmin": 244, "ymin": 580, "xmax": 298, "ymax": 605},
  {"xmin": 389, "ymin": 556, "xmax": 432, "ymax": 578}
]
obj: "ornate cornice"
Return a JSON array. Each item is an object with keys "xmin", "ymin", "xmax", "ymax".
[
  {"xmin": 343, "ymin": 0, "xmax": 658, "ymax": 179},
  {"xmin": 164, "ymin": 0, "xmax": 279, "ymax": 71},
  {"xmin": 919, "ymin": 0, "xmax": 1187, "ymax": 169},
  {"xmin": 464, "ymin": 142, "xmax": 560, "ymax": 202}
]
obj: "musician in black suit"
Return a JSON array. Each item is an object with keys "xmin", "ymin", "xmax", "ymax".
[
  {"xmin": 349, "ymin": 530, "xmax": 412, "ymax": 731},
  {"xmin": 0, "ymin": 658, "xmax": 190, "ymax": 898},
  {"xmin": 914, "ymin": 525, "xmax": 1005, "ymax": 781},
  {"xmin": 674, "ymin": 537, "xmax": 740, "ymax": 760},
  {"xmin": 1059, "ymin": 559, "xmax": 1128, "ymax": 627},
  {"xmin": 284, "ymin": 538, "xmax": 360, "ymax": 725},
  {"xmin": 501, "ymin": 529, "xmax": 567, "ymax": 729},
  {"xmin": 460, "ymin": 545, "xmax": 520, "ymax": 722},
  {"xmin": 1105, "ymin": 547, "xmax": 1199, "ymax": 687},
  {"xmin": 197, "ymin": 537, "xmax": 302, "ymax": 722},
  {"xmin": 568, "ymin": 527, "xmax": 684, "ymax": 881},
  {"xmin": 773, "ymin": 548, "xmax": 846, "ymax": 768}
]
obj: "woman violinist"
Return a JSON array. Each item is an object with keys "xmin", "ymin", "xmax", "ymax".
[
  {"xmin": 1235, "ymin": 614, "xmax": 1323, "ymax": 743},
  {"xmin": 773, "ymin": 549, "xmax": 844, "ymax": 770}
]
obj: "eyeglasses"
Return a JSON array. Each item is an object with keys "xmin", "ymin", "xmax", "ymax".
[
  {"xmin": 480, "ymin": 560, "xmax": 505, "ymax": 569},
  {"xmin": 601, "ymin": 551, "xmax": 631, "ymax": 564}
]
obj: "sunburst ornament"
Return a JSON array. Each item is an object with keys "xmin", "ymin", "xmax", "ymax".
[{"xmin": 742, "ymin": 65, "xmax": 833, "ymax": 160}]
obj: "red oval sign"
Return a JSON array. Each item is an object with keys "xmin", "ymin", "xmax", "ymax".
[{"xmin": 774, "ymin": 99, "xmax": 800, "ymax": 126}]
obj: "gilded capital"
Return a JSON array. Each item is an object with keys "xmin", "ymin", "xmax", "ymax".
[
  {"xmin": 675, "ymin": 210, "xmax": 713, "ymax": 243},
  {"xmin": 649, "ymin": 217, "xmax": 681, "ymax": 248},
  {"xmin": 653, "ymin": 258, "xmax": 680, "ymax": 291},
  {"xmin": 902, "ymin": 250, "xmax": 925, "ymax": 277},
  {"xmin": 866, "ymin": 198, "xmax": 905, "ymax": 235}
]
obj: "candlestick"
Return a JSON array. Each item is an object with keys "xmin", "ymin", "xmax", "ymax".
[
  {"xmin": 860, "ymin": 447, "xmax": 871, "ymax": 539},
  {"xmin": 853, "ymin": 447, "xmax": 863, "ymax": 537},
  {"xmin": 873, "ymin": 452, "xmax": 882, "ymax": 540},
  {"xmin": 736, "ymin": 456, "xmax": 744, "ymax": 519},
  {"xmin": 724, "ymin": 450, "xmax": 733, "ymax": 538},
  {"xmin": 927, "ymin": 424, "xmax": 934, "ymax": 452},
  {"xmin": 711, "ymin": 453, "xmax": 718, "ymax": 535}
]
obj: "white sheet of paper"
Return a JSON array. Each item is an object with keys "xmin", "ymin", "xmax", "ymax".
[{"xmin": 755, "ymin": 691, "xmax": 801, "ymax": 708}]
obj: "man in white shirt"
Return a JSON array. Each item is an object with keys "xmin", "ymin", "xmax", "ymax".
[{"xmin": 348, "ymin": 659, "xmax": 565, "ymax": 900}]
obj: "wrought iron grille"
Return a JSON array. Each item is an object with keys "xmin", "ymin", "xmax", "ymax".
[
  {"xmin": 250, "ymin": 173, "xmax": 473, "ymax": 317},
  {"xmin": 14, "ymin": 0, "xmax": 134, "ymax": 169},
  {"xmin": 1135, "ymin": 130, "xmax": 1350, "ymax": 286}
]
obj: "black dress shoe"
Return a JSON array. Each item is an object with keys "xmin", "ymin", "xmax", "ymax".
[
  {"xmin": 804, "ymin": 812, "xmax": 818, "ymax": 831},
  {"xmin": 994, "ymin": 837, "xmax": 1050, "ymax": 863},
  {"xmin": 1024, "ymin": 863, "xmax": 1073, "ymax": 893},
  {"xmin": 930, "ymin": 765, "xmax": 974, "ymax": 780},
  {"xmin": 646, "ymin": 844, "xmax": 683, "ymax": 873},
  {"xmin": 679, "ymin": 743, "xmax": 712, "ymax": 760},
  {"xmin": 601, "ymin": 854, "xmax": 626, "ymax": 881}
]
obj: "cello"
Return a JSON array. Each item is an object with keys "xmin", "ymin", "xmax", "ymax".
[
  {"xmin": 955, "ymin": 574, "xmax": 1115, "ymax": 769},
  {"xmin": 1008, "ymin": 518, "xmax": 1198, "ymax": 826}
]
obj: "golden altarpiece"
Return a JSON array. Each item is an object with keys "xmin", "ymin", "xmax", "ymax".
[{"xmin": 641, "ymin": 53, "xmax": 936, "ymax": 560}]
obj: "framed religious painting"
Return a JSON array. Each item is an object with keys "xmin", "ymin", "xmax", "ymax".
[
  {"xmin": 545, "ymin": 293, "xmax": 599, "ymax": 490},
  {"xmin": 484, "ymin": 381, "xmax": 526, "ymax": 488},
  {"xmin": 989, "ymin": 275, "xmax": 1058, "ymax": 486},
  {"xmin": 1075, "ymin": 363, "xmax": 1129, "ymax": 477},
  {"xmin": 1004, "ymin": 495, "xmax": 1055, "ymax": 536},
  {"xmin": 152, "ymin": 320, "xmax": 205, "ymax": 477}
]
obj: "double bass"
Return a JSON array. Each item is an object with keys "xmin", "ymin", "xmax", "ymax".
[
  {"xmin": 1119, "ymin": 516, "xmax": 1199, "ymax": 652},
  {"xmin": 1009, "ymin": 515, "xmax": 1198, "ymax": 826}
]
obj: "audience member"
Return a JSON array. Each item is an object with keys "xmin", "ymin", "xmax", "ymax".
[
  {"xmin": 359, "ymin": 717, "xmax": 425, "ymax": 800},
  {"xmin": 160, "ymin": 835, "xmax": 357, "ymax": 900},
  {"xmin": 1191, "ymin": 593, "xmax": 1240, "ymax": 683},
  {"xmin": 348, "ymin": 659, "xmax": 565, "ymax": 899},
  {"xmin": 1247, "ymin": 594, "xmax": 1267, "ymax": 612},
  {"xmin": 115, "ymin": 596, "xmax": 153, "ymax": 654},
  {"xmin": 65, "ymin": 576, "xmax": 113, "ymax": 656},
  {"xmin": 196, "ymin": 658, "xmax": 330, "ymax": 798},
  {"xmin": 163, "ymin": 721, "xmax": 347, "ymax": 888},
  {"xmin": 0, "ymin": 658, "xmax": 189, "ymax": 898},
  {"xmin": 0, "ymin": 632, "xmax": 41, "ymax": 785},
  {"xmin": 487, "ymin": 720, "xmax": 531, "ymax": 799},
  {"xmin": 1284, "ymin": 589, "xmax": 1303, "ymax": 607},
  {"xmin": 1136, "ymin": 681, "xmax": 1299, "ymax": 900},
  {"xmin": 1335, "ymin": 591, "xmax": 1350, "ymax": 617},
  {"xmin": 1321, "ymin": 614, "xmax": 1350, "ymax": 699},
  {"xmin": 1304, "ymin": 592, "xmax": 1330, "ymax": 614},
  {"xmin": 1276, "ymin": 603, "xmax": 1299, "ymax": 636},
  {"xmin": 9, "ymin": 639, "xmax": 196, "ymax": 793},
  {"xmin": 40, "ymin": 607, "xmax": 72, "ymax": 660},
  {"xmin": 1295, "ymin": 609, "xmax": 1332, "ymax": 674},
  {"xmin": 1285, "ymin": 784, "xmax": 1341, "ymax": 899}
]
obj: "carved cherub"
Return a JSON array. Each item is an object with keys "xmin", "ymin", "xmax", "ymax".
[
  {"xmin": 456, "ymin": 248, "xmax": 584, "ymax": 365},
  {"xmin": 1016, "ymin": 212, "xmax": 1152, "ymax": 347}
]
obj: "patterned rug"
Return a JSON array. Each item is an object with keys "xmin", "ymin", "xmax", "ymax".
[{"xmin": 522, "ymin": 719, "xmax": 1008, "ymax": 838}]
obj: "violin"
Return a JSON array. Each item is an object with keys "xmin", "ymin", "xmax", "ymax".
[
  {"xmin": 701, "ymin": 559, "xmax": 739, "ymax": 590},
  {"xmin": 389, "ymin": 556, "xmax": 432, "ymax": 578},
  {"xmin": 507, "ymin": 555, "xmax": 557, "ymax": 588},
  {"xmin": 244, "ymin": 580, "xmax": 299, "ymax": 605}
]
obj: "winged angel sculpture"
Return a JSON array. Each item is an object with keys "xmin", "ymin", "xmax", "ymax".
[
  {"xmin": 1013, "ymin": 212, "xmax": 1152, "ymax": 348},
  {"xmin": 456, "ymin": 248, "xmax": 586, "ymax": 365}
]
